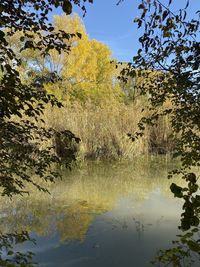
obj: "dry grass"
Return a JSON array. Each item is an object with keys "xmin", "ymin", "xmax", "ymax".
[
  {"xmin": 42, "ymin": 99, "xmax": 174, "ymax": 161},
  {"xmin": 43, "ymin": 101, "xmax": 146, "ymax": 160}
]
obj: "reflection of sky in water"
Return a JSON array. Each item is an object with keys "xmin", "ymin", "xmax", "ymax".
[
  {"xmin": 23, "ymin": 193, "xmax": 187, "ymax": 267},
  {"xmin": 2, "ymin": 160, "xmax": 199, "ymax": 267}
]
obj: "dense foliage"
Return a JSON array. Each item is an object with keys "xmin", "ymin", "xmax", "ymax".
[
  {"xmin": 0, "ymin": 2, "xmax": 89, "ymax": 265},
  {"xmin": 124, "ymin": 0, "xmax": 200, "ymax": 265},
  {"xmin": 0, "ymin": 1, "xmax": 95, "ymax": 197}
]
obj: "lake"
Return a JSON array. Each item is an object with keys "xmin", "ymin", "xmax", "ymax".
[{"xmin": 0, "ymin": 157, "xmax": 199, "ymax": 266}]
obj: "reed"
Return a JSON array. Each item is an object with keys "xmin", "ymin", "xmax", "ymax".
[{"xmin": 42, "ymin": 99, "xmax": 175, "ymax": 161}]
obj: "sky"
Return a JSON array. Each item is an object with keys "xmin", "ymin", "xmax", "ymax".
[
  {"xmin": 54, "ymin": 0, "xmax": 200, "ymax": 62},
  {"xmin": 70, "ymin": 0, "xmax": 142, "ymax": 62}
]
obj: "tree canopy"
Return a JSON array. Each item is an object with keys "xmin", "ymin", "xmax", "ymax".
[
  {"xmin": 124, "ymin": 0, "xmax": 200, "ymax": 265},
  {"xmin": 17, "ymin": 14, "xmax": 123, "ymax": 104},
  {"xmin": 131, "ymin": 0, "xmax": 200, "ymax": 230},
  {"xmin": 0, "ymin": 1, "xmax": 96, "ymax": 196}
]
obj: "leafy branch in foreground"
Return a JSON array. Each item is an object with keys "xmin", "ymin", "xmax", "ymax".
[
  {"xmin": 132, "ymin": 0, "xmax": 200, "ymax": 230},
  {"xmin": 151, "ymin": 227, "xmax": 200, "ymax": 267},
  {"xmin": 0, "ymin": 231, "xmax": 36, "ymax": 267},
  {"xmin": 0, "ymin": 1, "xmax": 93, "ymax": 196},
  {"xmin": 120, "ymin": 0, "xmax": 200, "ymax": 265},
  {"xmin": 0, "ymin": 2, "xmax": 87, "ymax": 264}
]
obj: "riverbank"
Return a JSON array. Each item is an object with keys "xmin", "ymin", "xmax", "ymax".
[{"xmin": 42, "ymin": 101, "xmax": 175, "ymax": 162}]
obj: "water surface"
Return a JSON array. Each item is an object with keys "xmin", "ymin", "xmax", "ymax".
[{"xmin": 0, "ymin": 157, "xmax": 197, "ymax": 266}]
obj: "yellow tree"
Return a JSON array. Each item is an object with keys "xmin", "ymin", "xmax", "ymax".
[
  {"xmin": 6, "ymin": 14, "xmax": 123, "ymax": 104},
  {"xmin": 45, "ymin": 14, "xmax": 123, "ymax": 104}
]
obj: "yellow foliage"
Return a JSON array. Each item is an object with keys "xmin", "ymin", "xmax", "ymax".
[
  {"xmin": 53, "ymin": 13, "xmax": 87, "ymax": 39},
  {"xmin": 45, "ymin": 14, "xmax": 124, "ymax": 103}
]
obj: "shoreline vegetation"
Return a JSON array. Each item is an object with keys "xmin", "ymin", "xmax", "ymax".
[
  {"xmin": 7, "ymin": 14, "xmax": 176, "ymax": 163},
  {"xmin": 43, "ymin": 101, "xmax": 175, "ymax": 162}
]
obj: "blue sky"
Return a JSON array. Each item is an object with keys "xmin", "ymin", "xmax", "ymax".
[
  {"xmin": 73, "ymin": 0, "xmax": 142, "ymax": 62},
  {"xmin": 54, "ymin": 0, "xmax": 200, "ymax": 62}
]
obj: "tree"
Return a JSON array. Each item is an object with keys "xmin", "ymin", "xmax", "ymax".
[
  {"xmin": 13, "ymin": 14, "xmax": 123, "ymax": 104},
  {"xmin": 0, "ymin": 1, "xmax": 93, "ymax": 266},
  {"xmin": 0, "ymin": 1, "xmax": 94, "ymax": 197},
  {"xmin": 122, "ymin": 0, "xmax": 200, "ymax": 264}
]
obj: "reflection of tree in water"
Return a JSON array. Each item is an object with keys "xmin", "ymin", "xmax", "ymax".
[
  {"xmin": 0, "ymin": 196, "xmax": 108, "ymax": 266},
  {"xmin": 0, "ymin": 159, "xmax": 183, "ymax": 242},
  {"xmin": 0, "ymin": 159, "xmax": 189, "ymax": 266},
  {"xmin": 0, "ymin": 199, "xmax": 107, "ymax": 242},
  {"xmin": 0, "ymin": 159, "xmax": 185, "ymax": 240}
]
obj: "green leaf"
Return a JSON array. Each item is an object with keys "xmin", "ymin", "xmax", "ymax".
[
  {"xmin": 138, "ymin": 4, "xmax": 145, "ymax": 9},
  {"xmin": 187, "ymin": 240, "xmax": 200, "ymax": 252},
  {"xmin": 186, "ymin": 173, "xmax": 196, "ymax": 183},
  {"xmin": 170, "ymin": 183, "xmax": 183, "ymax": 198},
  {"xmin": 20, "ymin": 36, "xmax": 25, "ymax": 42},
  {"xmin": 77, "ymin": 32, "xmax": 82, "ymax": 39},
  {"xmin": 0, "ymin": 30, "xmax": 5, "ymax": 40},
  {"xmin": 162, "ymin": 10, "xmax": 168, "ymax": 21},
  {"xmin": 62, "ymin": 0, "xmax": 72, "ymax": 15}
]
